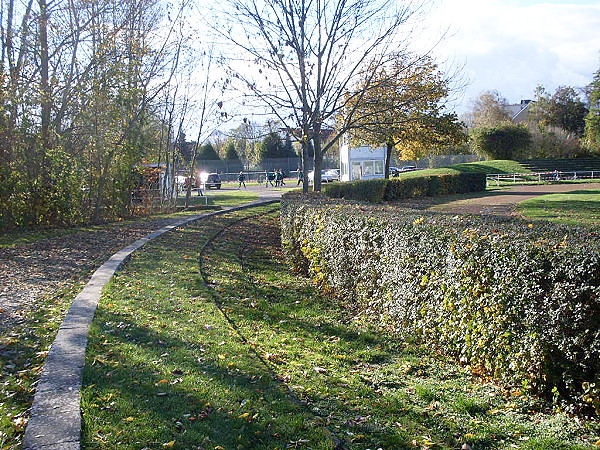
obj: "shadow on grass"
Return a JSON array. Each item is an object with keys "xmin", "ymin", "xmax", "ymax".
[
  {"xmin": 196, "ymin": 214, "xmax": 467, "ymax": 448},
  {"xmin": 82, "ymin": 311, "xmax": 335, "ymax": 448}
]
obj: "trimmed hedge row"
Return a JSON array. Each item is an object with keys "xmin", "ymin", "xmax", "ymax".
[
  {"xmin": 281, "ymin": 193, "xmax": 600, "ymax": 416},
  {"xmin": 321, "ymin": 172, "xmax": 487, "ymax": 202}
]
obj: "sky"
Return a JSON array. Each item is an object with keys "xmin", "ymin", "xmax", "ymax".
[{"xmin": 421, "ymin": 0, "xmax": 600, "ymax": 115}]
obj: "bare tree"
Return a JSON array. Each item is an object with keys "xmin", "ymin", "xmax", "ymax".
[
  {"xmin": 213, "ymin": 0, "xmax": 428, "ymax": 191},
  {"xmin": 464, "ymin": 90, "xmax": 512, "ymax": 128},
  {"xmin": 183, "ymin": 47, "xmax": 230, "ymax": 207}
]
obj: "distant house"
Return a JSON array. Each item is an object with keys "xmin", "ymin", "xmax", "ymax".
[
  {"xmin": 340, "ymin": 144, "xmax": 386, "ymax": 182},
  {"xmin": 506, "ymin": 99, "xmax": 533, "ymax": 123}
]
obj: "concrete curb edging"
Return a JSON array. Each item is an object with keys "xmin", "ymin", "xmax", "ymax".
[{"xmin": 23, "ymin": 200, "xmax": 279, "ymax": 450}]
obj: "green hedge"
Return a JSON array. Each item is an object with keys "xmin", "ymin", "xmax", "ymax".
[
  {"xmin": 321, "ymin": 172, "xmax": 486, "ymax": 203},
  {"xmin": 281, "ymin": 193, "xmax": 600, "ymax": 417}
]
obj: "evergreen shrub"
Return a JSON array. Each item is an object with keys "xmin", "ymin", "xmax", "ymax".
[{"xmin": 281, "ymin": 193, "xmax": 600, "ymax": 417}]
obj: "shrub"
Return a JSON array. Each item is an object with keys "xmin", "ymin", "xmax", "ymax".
[
  {"xmin": 528, "ymin": 124, "xmax": 583, "ymax": 158},
  {"xmin": 281, "ymin": 193, "xmax": 600, "ymax": 417},
  {"xmin": 321, "ymin": 172, "xmax": 486, "ymax": 203},
  {"xmin": 471, "ymin": 123, "xmax": 533, "ymax": 160}
]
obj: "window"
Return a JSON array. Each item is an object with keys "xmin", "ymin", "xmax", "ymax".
[
  {"xmin": 351, "ymin": 162, "xmax": 362, "ymax": 180},
  {"xmin": 375, "ymin": 160, "xmax": 384, "ymax": 174},
  {"xmin": 363, "ymin": 161, "xmax": 374, "ymax": 175}
]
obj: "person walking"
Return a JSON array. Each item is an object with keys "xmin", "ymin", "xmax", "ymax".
[
  {"xmin": 297, "ymin": 169, "xmax": 303, "ymax": 185},
  {"xmin": 265, "ymin": 171, "xmax": 274, "ymax": 187},
  {"xmin": 279, "ymin": 169, "xmax": 286, "ymax": 186},
  {"xmin": 237, "ymin": 171, "xmax": 246, "ymax": 189}
]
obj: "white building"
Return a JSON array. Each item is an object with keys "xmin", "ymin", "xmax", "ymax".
[{"xmin": 340, "ymin": 144, "xmax": 387, "ymax": 182}]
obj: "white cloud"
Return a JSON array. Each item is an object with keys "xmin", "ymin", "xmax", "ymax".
[{"xmin": 419, "ymin": 0, "xmax": 600, "ymax": 113}]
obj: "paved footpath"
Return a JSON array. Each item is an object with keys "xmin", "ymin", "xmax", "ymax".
[
  {"xmin": 22, "ymin": 199, "xmax": 279, "ymax": 450},
  {"xmin": 427, "ymin": 182, "xmax": 600, "ymax": 216}
]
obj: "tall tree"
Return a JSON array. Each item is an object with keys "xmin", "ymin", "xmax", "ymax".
[
  {"xmin": 530, "ymin": 85, "xmax": 588, "ymax": 136},
  {"xmin": 584, "ymin": 67, "xmax": 600, "ymax": 153},
  {"xmin": 224, "ymin": 141, "xmax": 240, "ymax": 160},
  {"xmin": 341, "ymin": 54, "xmax": 466, "ymax": 177},
  {"xmin": 216, "ymin": 0, "xmax": 427, "ymax": 192},
  {"xmin": 0, "ymin": 0, "xmax": 192, "ymax": 228},
  {"xmin": 257, "ymin": 131, "xmax": 285, "ymax": 160}
]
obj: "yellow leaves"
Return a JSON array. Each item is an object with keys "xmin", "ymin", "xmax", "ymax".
[
  {"xmin": 11, "ymin": 417, "xmax": 28, "ymax": 430},
  {"xmin": 263, "ymin": 352, "xmax": 284, "ymax": 364},
  {"xmin": 122, "ymin": 417, "xmax": 135, "ymax": 422},
  {"xmin": 236, "ymin": 412, "xmax": 257, "ymax": 420},
  {"xmin": 412, "ymin": 435, "xmax": 438, "ymax": 448},
  {"xmin": 162, "ymin": 441, "xmax": 175, "ymax": 447}
]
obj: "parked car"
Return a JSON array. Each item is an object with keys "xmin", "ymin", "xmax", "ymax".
[
  {"xmin": 400, "ymin": 166, "xmax": 417, "ymax": 172},
  {"xmin": 202, "ymin": 173, "xmax": 222, "ymax": 189},
  {"xmin": 308, "ymin": 170, "xmax": 337, "ymax": 183},
  {"xmin": 325, "ymin": 168, "xmax": 340, "ymax": 181}
]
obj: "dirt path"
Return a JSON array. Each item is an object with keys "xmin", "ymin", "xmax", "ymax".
[
  {"xmin": 0, "ymin": 217, "xmax": 190, "ymax": 336},
  {"xmin": 424, "ymin": 183, "xmax": 600, "ymax": 216}
]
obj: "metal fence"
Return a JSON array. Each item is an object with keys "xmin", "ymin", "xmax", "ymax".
[
  {"xmin": 486, "ymin": 170, "xmax": 600, "ymax": 186},
  {"xmin": 193, "ymin": 156, "xmax": 339, "ymax": 175}
]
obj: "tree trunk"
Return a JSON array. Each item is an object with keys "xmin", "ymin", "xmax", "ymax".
[
  {"xmin": 38, "ymin": 0, "xmax": 51, "ymax": 151},
  {"xmin": 301, "ymin": 140, "xmax": 309, "ymax": 193},
  {"xmin": 385, "ymin": 141, "xmax": 393, "ymax": 179}
]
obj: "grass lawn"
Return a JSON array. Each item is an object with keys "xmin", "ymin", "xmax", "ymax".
[
  {"xmin": 177, "ymin": 187, "xmax": 259, "ymax": 208},
  {"xmin": 397, "ymin": 160, "xmax": 530, "ymax": 179},
  {"xmin": 517, "ymin": 189, "xmax": 600, "ymax": 226},
  {"xmin": 81, "ymin": 205, "xmax": 598, "ymax": 449}
]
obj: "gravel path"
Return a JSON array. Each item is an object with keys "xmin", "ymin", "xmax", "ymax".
[{"xmin": 422, "ymin": 183, "xmax": 600, "ymax": 216}]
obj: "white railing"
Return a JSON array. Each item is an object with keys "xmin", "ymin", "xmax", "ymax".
[{"xmin": 486, "ymin": 170, "xmax": 600, "ymax": 186}]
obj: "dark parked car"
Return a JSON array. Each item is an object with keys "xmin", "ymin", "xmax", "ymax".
[{"xmin": 203, "ymin": 173, "xmax": 222, "ymax": 189}]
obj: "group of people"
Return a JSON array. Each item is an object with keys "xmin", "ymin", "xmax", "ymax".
[
  {"xmin": 264, "ymin": 169, "xmax": 286, "ymax": 187},
  {"xmin": 236, "ymin": 169, "xmax": 288, "ymax": 189}
]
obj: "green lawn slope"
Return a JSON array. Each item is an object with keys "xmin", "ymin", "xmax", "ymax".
[{"xmin": 397, "ymin": 160, "xmax": 530, "ymax": 178}]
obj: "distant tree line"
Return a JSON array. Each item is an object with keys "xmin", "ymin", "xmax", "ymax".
[
  {"xmin": 464, "ymin": 67, "xmax": 600, "ymax": 160},
  {"xmin": 176, "ymin": 120, "xmax": 299, "ymax": 168}
]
